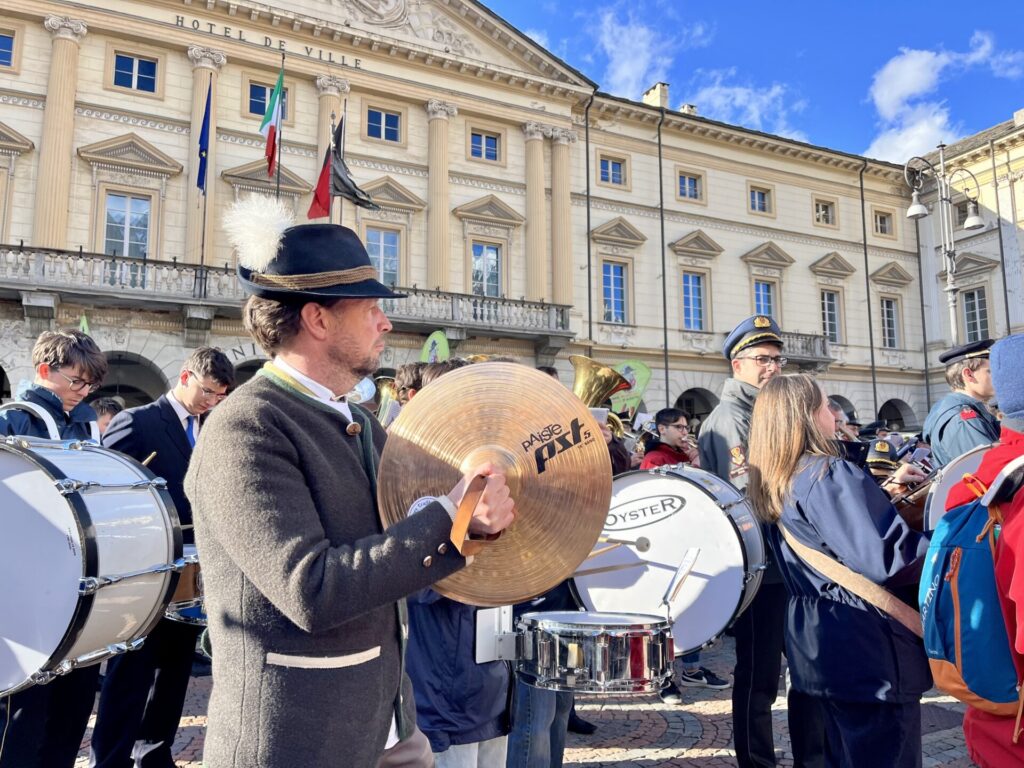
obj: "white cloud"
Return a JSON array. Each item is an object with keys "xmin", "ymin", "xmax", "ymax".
[
  {"xmin": 523, "ymin": 28, "xmax": 550, "ymax": 50},
  {"xmin": 682, "ymin": 68, "xmax": 809, "ymax": 142},
  {"xmin": 864, "ymin": 31, "xmax": 1023, "ymax": 161},
  {"xmin": 596, "ymin": 9, "xmax": 673, "ymax": 99}
]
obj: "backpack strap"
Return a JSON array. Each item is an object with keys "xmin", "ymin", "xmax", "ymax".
[
  {"xmin": 0, "ymin": 401, "xmax": 61, "ymax": 439},
  {"xmin": 778, "ymin": 522, "xmax": 923, "ymax": 638}
]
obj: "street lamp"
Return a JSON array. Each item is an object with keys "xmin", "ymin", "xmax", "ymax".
[{"xmin": 904, "ymin": 143, "xmax": 985, "ymax": 346}]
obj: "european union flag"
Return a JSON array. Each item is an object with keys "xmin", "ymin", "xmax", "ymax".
[{"xmin": 197, "ymin": 77, "xmax": 211, "ymax": 193}]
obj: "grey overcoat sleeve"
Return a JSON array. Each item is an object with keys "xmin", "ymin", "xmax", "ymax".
[
  {"xmin": 185, "ymin": 404, "xmax": 466, "ymax": 635},
  {"xmin": 698, "ymin": 409, "xmax": 750, "ymax": 491}
]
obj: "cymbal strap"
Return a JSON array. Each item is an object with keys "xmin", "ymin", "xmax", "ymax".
[{"xmin": 450, "ymin": 474, "xmax": 501, "ymax": 556}]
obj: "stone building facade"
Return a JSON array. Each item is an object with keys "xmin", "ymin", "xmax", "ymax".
[{"xmin": 0, "ymin": 0, "xmax": 950, "ymax": 426}]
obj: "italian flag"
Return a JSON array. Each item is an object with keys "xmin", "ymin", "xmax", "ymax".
[{"xmin": 259, "ymin": 70, "xmax": 284, "ymax": 177}]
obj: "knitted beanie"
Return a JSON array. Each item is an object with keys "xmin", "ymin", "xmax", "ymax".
[{"xmin": 991, "ymin": 334, "xmax": 1024, "ymax": 421}]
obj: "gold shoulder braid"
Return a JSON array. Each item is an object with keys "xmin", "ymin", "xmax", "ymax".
[{"xmin": 250, "ymin": 265, "xmax": 379, "ymax": 290}]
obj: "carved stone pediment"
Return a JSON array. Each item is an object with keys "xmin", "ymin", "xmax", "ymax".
[
  {"xmin": 741, "ymin": 241, "xmax": 794, "ymax": 269},
  {"xmin": 591, "ymin": 216, "xmax": 646, "ymax": 248},
  {"xmin": 809, "ymin": 251, "xmax": 856, "ymax": 279},
  {"xmin": 669, "ymin": 229, "xmax": 723, "ymax": 261},
  {"xmin": 361, "ymin": 175, "xmax": 426, "ymax": 212},
  {"xmin": 870, "ymin": 261, "xmax": 914, "ymax": 287},
  {"xmin": 453, "ymin": 194, "xmax": 524, "ymax": 227},
  {"xmin": 77, "ymin": 133, "xmax": 182, "ymax": 177},
  {"xmin": 938, "ymin": 252, "xmax": 999, "ymax": 280},
  {"xmin": 221, "ymin": 160, "xmax": 311, "ymax": 196},
  {"xmin": 0, "ymin": 121, "xmax": 34, "ymax": 155}
]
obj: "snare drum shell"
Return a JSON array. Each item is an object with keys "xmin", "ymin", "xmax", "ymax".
[
  {"xmin": 516, "ymin": 611, "xmax": 672, "ymax": 694},
  {"xmin": 924, "ymin": 445, "xmax": 989, "ymax": 530}
]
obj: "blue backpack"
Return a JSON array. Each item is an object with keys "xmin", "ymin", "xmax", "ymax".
[{"xmin": 918, "ymin": 472, "xmax": 1022, "ymax": 715}]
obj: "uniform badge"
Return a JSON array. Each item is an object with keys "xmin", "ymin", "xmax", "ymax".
[
  {"xmin": 730, "ymin": 446, "xmax": 746, "ymax": 466},
  {"xmin": 875, "ymin": 441, "xmax": 889, "ymax": 452},
  {"xmin": 754, "ymin": 316, "xmax": 770, "ymax": 328},
  {"xmin": 960, "ymin": 407, "xmax": 977, "ymax": 421}
]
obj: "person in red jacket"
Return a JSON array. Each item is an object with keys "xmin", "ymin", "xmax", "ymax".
[
  {"xmin": 943, "ymin": 333, "xmax": 1024, "ymax": 768},
  {"xmin": 640, "ymin": 408, "xmax": 701, "ymax": 470}
]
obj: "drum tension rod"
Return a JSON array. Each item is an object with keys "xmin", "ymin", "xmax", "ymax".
[
  {"xmin": 79, "ymin": 558, "xmax": 190, "ymax": 595},
  {"xmin": 54, "ymin": 477, "xmax": 168, "ymax": 495}
]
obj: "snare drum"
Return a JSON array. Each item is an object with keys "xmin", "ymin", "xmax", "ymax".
[
  {"xmin": 165, "ymin": 544, "xmax": 206, "ymax": 625},
  {"xmin": 0, "ymin": 438, "xmax": 181, "ymax": 696},
  {"xmin": 573, "ymin": 465, "xmax": 765, "ymax": 656},
  {"xmin": 516, "ymin": 611, "xmax": 672, "ymax": 694},
  {"xmin": 924, "ymin": 445, "xmax": 990, "ymax": 530}
]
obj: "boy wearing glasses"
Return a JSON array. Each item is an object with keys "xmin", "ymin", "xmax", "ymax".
[
  {"xmin": 639, "ymin": 407, "xmax": 700, "ymax": 470},
  {"xmin": 90, "ymin": 346, "xmax": 234, "ymax": 768},
  {"xmin": 0, "ymin": 328, "xmax": 107, "ymax": 442},
  {"xmin": 0, "ymin": 329, "xmax": 107, "ymax": 768}
]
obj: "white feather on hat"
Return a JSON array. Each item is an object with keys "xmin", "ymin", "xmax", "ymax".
[{"xmin": 223, "ymin": 195, "xmax": 294, "ymax": 272}]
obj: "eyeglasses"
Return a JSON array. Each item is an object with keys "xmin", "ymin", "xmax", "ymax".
[
  {"xmin": 53, "ymin": 369, "xmax": 101, "ymax": 393},
  {"xmin": 188, "ymin": 371, "xmax": 229, "ymax": 402},
  {"xmin": 667, "ymin": 423, "xmax": 690, "ymax": 432},
  {"xmin": 737, "ymin": 355, "xmax": 788, "ymax": 368}
]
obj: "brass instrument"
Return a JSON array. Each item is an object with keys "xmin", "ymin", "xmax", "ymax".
[
  {"xmin": 570, "ymin": 354, "xmax": 633, "ymax": 443},
  {"xmin": 888, "ymin": 470, "xmax": 936, "ymax": 532},
  {"xmin": 374, "ymin": 376, "xmax": 401, "ymax": 429}
]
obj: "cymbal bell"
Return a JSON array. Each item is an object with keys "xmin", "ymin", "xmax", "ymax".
[{"xmin": 377, "ymin": 362, "xmax": 612, "ymax": 607}]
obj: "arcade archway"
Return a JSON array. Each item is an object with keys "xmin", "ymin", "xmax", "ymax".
[
  {"xmin": 0, "ymin": 364, "xmax": 10, "ymax": 401},
  {"xmin": 828, "ymin": 394, "xmax": 857, "ymax": 421},
  {"xmin": 878, "ymin": 398, "xmax": 917, "ymax": 431},
  {"xmin": 91, "ymin": 352, "xmax": 168, "ymax": 408},
  {"xmin": 674, "ymin": 388, "xmax": 718, "ymax": 434},
  {"xmin": 234, "ymin": 360, "xmax": 263, "ymax": 387}
]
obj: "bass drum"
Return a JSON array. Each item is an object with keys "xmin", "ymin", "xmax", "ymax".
[
  {"xmin": 924, "ymin": 444, "xmax": 991, "ymax": 530},
  {"xmin": 573, "ymin": 465, "xmax": 765, "ymax": 657},
  {"xmin": 0, "ymin": 438, "xmax": 181, "ymax": 696}
]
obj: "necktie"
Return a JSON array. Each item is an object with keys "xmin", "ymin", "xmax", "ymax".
[{"xmin": 185, "ymin": 415, "xmax": 196, "ymax": 448}]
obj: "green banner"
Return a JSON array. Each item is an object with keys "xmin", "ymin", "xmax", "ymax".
[
  {"xmin": 419, "ymin": 330, "xmax": 450, "ymax": 363},
  {"xmin": 610, "ymin": 360, "xmax": 651, "ymax": 415}
]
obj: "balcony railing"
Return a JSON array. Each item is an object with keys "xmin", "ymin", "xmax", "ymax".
[
  {"xmin": 0, "ymin": 245, "xmax": 573, "ymax": 337},
  {"xmin": 0, "ymin": 245, "xmax": 243, "ymax": 303},
  {"xmin": 779, "ymin": 331, "xmax": 832, "ymax": 369}
]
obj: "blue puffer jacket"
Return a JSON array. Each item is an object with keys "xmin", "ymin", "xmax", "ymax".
[
  {"xmin": 406, "ymin": 590, "xmax": 511, "ymax": 752},
  {"xmin": 769, "ymin": 455, "xmax": 932, "ymax": 704},
  {"xmin": 0, "ymin": 381, "xmax": 96, "ymax": 439}
]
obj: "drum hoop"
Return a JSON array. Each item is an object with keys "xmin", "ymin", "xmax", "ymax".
[
  {"xmin": 519, "ymin": 610, "xmax": 670, "ymax": 633},
  {"xmin": 82, "ymin": 443, "xmax": 186, "ymax": 642},
  {"xmin": 2, "ymin": 441, "xmax": 99, "ymax": 677}
]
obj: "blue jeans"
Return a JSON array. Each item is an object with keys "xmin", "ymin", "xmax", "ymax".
[
  {"xmin": 680, "ymin": 651, "xmax": 700, "ymax": 670},
  {"xmin": 505, "ymin": 678, "xmax": 572, "ymax": 768}
]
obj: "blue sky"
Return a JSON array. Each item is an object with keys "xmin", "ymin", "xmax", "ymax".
[{"xmin": 484, "ymin": 0, "xmax": 1024, "ymax": 162}]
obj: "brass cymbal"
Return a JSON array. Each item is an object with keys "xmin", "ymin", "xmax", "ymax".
[{"xmin": 377, "ymin": 362, "xmax": 612, "ymax": 607}]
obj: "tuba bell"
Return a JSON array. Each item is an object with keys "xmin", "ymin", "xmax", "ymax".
[
  {"xmin": 569, "ymin": 355, "xmax": 632, "ymax": 439},
  {"xmin": 375, "ymin": 376, "xmax": 401, "ymax": 428}
]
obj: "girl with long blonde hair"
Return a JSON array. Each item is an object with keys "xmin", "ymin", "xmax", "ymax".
[{"xmin": 747, "ymin": 373, "xmax": 930, "ymax": 768}]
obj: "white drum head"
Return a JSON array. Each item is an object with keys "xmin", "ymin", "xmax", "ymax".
[
  {"xmin": 573, "ymin": 471, "xmax": 746, "ymax": 655},
  {"xmin": 0, "ymin": 447, "xmax": 84, "ymax": 693},
  {"xmin": 925, "ymin": 445, "xmax": 990, "ymax": 530}
]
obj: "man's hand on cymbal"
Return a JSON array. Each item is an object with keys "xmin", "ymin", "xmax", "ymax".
[{"xmin": 446, "ymin": 462, "xmax": 516, "ymax": 536}]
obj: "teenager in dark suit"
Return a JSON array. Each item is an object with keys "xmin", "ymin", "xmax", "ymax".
[{"xmin": 89, "ymin": 347, "xmax": 234, "ymax": 768}]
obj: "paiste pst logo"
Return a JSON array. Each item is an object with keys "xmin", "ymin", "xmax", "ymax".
[{"xmin": 521, "ymin": 418, "xmax": 593, "ymax": 474}]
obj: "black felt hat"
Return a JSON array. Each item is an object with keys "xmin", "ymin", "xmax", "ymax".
[{"xmin": 226, "ymin": 197, "xmax": 404, "ymax": 301}]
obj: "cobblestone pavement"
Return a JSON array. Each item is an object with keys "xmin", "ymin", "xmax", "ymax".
[{"xmin": 74, "ymin": 637, "xmax": 974, "ymax": 767}]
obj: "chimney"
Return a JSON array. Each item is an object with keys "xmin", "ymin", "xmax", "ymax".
[
  {"xmin": 1015, "ymin": 108, "xmax": 1024, "ymax": 128},
  {"xmin": 679, "ymin": 103, "xmax": 698, "ymax": 116},
  {"xmin": 642, "ymin": 82, "xmax": 670, "ymax": 109}
]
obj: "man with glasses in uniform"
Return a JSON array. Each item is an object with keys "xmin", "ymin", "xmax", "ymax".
[
  {"xmin": 0, "ymin": 329, "xmax": 108, "ymax": 768},
  {"xmin": 90, "ymin": 347, "xmax": 234, "ymax": 768},
  {"xmin": 698, "ymin": 315, "xmax": 824, "ymax": 768}
]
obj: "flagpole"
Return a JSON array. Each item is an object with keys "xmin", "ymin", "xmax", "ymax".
[
  {"xmin": 329, "ymin": 110, "xmax": 338, "ymax": 225},
  {"xmin": 275, "ymin": 52, "xmax": 284, "ymax": 200},
  {"xmin": 198, "ymin": 72, "xmax": 212, "ymax": 299},
  {"xmin": 338, "ymin": 97, "xmax": 348, "ymax": 222}
]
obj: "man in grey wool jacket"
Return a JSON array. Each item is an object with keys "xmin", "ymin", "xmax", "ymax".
[{"xmin": 185, "ymin": 197, "xmax": 515, "ymax": 768}]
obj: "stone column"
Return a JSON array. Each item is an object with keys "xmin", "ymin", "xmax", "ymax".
[
  {"xmin": 186, "ymin": 45, "xmax": 227, "ymax": 265},
  {"xmin": 523, "ymin": 122, "xmax": 550, "ymax": 302},
  {"xmin": 550, "ymin": 128, "xmax": 577, "ymax": 306},
  {"xmin": 425, "ymin": 99, "xmax": 457, "ymax": 291},
  {"xmin": 315, "ymin": 74, "xmax": 350, "ymax": 223},
  {"xmin": 33, "ymin": 16, "xmax": 87, "ymax": 250}
]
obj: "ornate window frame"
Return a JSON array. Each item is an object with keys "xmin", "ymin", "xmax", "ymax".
[
  {"xmin": 596, "ymin": 149, "xmax": 631, "ymax": 192},
  {"xmin": 675, "ymin": 165, "xmax": 707, "ymax": 205},
  {"xmin": 454, "ymin": 194, "xmax": 524, "ymax": 297},
  {"xmin": 355, "ymin": 175, "xmax": 427, "ymax": 288},
  {"xmin": 0, "ymin": 21, "xmax": 26, "ymax": 75},
  {"xmin": 104, "ymin": 41, "xmax": 166, "ymax": 101},
  {"xmin": 0, "ymin": 121, "xmax": 33, "ymax": 242},
  {"xmin": 362, "ymin": 100, "xmax": 408, "ymax": 148},
  {"xmin": 240, "ymin": 70, "xmax": 297, "ymax": 129},
  {"xmin": 746, "ymin": 180, "xmax": 776, "ymax": 218},
  {"xmin": 812, "ymin": 194, "xmax": 840, "ymax": 230},
  {"xmin": 466, "ymin": 120, "xmax": 507, "ymax": 167}
]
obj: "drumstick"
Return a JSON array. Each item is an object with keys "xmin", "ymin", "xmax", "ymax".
[
  {"xmin": 597, "ymin": 535, "xmax": 652, "ymax": 552},
  {"xmin": 662, "ymin": 548, "xmax": 701, "ymax": 607},
  {"xmin": 572, "ymin": 561, "xmax": 647, "ymax": 578},
  {"xmin": 585, "ymin": 543, "xmax": 623, "ymax": 560},
  {"xmin": 142, "ymin": 451, "xmax": 157, "ymax": 466}
]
